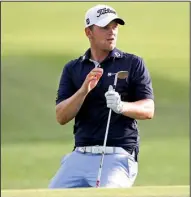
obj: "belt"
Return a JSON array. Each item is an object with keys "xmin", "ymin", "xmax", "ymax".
[{"xmin": 75, "ymin": 146, "xmax": 135, "ymax": 157}]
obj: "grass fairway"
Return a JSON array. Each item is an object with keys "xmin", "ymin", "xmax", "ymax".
[
  {"xmin": 1, "ymin": 2, "xmax": 189, "ymax": 189},
  {"xmin": 2, "ymin": 186, "xmax": 189, "ymax": 197}
]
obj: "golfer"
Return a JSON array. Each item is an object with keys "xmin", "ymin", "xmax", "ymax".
[{"xmin": 49, "ymin": 4, "xmax": 155, "ymax": 188}]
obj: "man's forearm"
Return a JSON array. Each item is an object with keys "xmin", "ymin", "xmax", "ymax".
[
  {"xmin": 56, "ymin": 88, "xmax": 88, "ymax": 125},
  {"xmin": 121, "ymin": 99, "xmax": 154, "ymax": 120}
]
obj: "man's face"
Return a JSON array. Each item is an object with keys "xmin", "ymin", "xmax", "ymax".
[{"xmin": 86, "ymin": 20, "xmax": 119, "ymax": 51}]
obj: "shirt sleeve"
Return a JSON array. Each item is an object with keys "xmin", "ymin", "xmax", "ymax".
[
  {"xmin": 56, "ymin": 61, "xmax": 76, "ymax": 105},
  {"xmin": 131, "ymin": 56, "xmax": 154, "ymax": 101}
]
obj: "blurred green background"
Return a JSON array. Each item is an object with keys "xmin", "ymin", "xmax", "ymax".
[{"xmin": 1, "ymin": 2, "xmax": 189, "ymax": 189}]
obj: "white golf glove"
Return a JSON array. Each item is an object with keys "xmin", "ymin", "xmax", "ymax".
[{"xmin": 105, "ymin": 85, "xmax": 124, "ymax": 114}]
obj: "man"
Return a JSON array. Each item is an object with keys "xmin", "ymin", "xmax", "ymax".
[{"xmin": 49, "ymin": 4, "xmax": 154, "ymax": 188}]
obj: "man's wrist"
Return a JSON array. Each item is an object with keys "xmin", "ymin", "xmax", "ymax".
[
  {"xmin": 118, "ymin": 101, "xmax": 124, "ymax": 114},
  {"xmin": 118, "ymin": 101, "xmax": 125, "ymax": 114},
  {"xmin": 78, "ymin": 87, "xmax": 88, "ymax": 97}
]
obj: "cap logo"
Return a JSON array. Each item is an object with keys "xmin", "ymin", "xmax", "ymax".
[
  {"xmin": 86, "ymin": 18, "xmax": 90, "ymax": 25},
  {"xmin": 97, "ymin": 8, "xmax": 116, "ymax": 17}
]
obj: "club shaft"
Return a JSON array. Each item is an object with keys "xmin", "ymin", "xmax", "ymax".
[{"xmin": 96, "ymin": 108, "xmax": 112, "ymax": 188}]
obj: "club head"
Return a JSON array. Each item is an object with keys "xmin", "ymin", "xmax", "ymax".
[{"xmin": 116, "ymin": 71, "xmax": 128, "ymax": 79}]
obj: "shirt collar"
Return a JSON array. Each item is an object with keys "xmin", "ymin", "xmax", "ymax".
[{"xmin": 81, "ymin": 48, "xmax": 123, "ymax": 62}]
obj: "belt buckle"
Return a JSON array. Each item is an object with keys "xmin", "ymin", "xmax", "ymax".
[
  {"xmin": 78, "ymin": 147, "xmax": 86, "ymax": 153},
  {"xmin": 92, "ymin": 146, "xmax": 103, "ymax": 154}
]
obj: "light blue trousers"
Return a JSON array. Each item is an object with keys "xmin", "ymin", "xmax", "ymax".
[{"xmin": 48, "ymin": 150, "xmax": 138, "ymax": 188}]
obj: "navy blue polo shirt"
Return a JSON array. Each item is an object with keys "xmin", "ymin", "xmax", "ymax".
[{"xmin": 56, "ymin": 48, "xmax": 154, "ymax": 152}]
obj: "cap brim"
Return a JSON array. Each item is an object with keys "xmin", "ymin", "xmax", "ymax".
[{"xmin": 95, "ymin": 16, "xmax": 125, "ymax": 27}]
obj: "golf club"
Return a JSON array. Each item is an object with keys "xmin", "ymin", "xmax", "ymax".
[{"xmin": 96, "ymin": 71, "xmax": 128, "ymax": 188}]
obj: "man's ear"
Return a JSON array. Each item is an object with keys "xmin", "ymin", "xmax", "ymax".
[{"xmin": 85, "ymin": 27, "xmax": 93, "ymax": 39}]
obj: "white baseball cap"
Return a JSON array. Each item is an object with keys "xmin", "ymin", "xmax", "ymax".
[{"xmin": 85, "ymin": 4, "xmax": 125, "ymax": 28}]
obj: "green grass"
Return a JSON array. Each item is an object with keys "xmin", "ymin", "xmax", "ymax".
[
  {"xmin": 1, "ymin": 2, "xmax": 189, "ymax": 189},
  {"xmin": 1, "ymin": 186, "xmax": 189, "ymax": 197}
]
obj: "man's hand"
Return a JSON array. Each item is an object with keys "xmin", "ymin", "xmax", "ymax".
[
  {"xmin": 80, "ymin": 68, "xmax": 103, "ymax": 95},
  {"xmin": 105, "ymin": 85, "xmax": 124, "ymax": 114}
]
